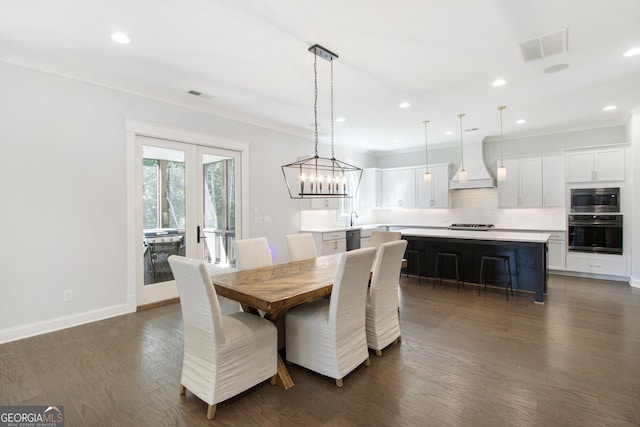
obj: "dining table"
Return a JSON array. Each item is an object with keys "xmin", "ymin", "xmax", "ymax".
[
  {"xmin": 209, "ymin": 253, "xmax": 343, "ymax": 389},
  {"xmin": 209, "ymin": 252, "xmax": 408, "ymax": 389}
]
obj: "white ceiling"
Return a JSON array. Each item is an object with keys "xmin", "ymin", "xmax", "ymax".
[{"xmin": 2, "ymin": 0, "xmax": 639, "ymax": 154}]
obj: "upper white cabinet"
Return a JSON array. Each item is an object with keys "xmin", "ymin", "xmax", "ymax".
[
  {"xmin": 497, "ymin": 157, "xmax": 542, "ymax": 207},
  {"xmin": 542, "ymin": 156, "xmax": 565, "ymax": 207},
  {"xmin": 382, "ymin": 168, "xmax": 416, "ymax": 208},
  {"xmin": 309, "ymin": 198, "xmax": 340, "ymax": 209},
  {"xmin": 566, "ymin": 147, "xmax": 626, "ymax": 183},
  {"xmin": 358, "ymin": 168, "xmax": 382, "ymax": 208},
  {"xmin": 415, "ymin": 164, "xmax": 451, "ymax": 208},
  {"xmin": 498, "ymin": 155, "xmax": 565, "ymax": 208}
]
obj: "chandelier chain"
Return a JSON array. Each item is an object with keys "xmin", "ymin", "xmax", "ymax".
[
  {"xmin": 313, "ymin": 52, "xmax": 319, "ymax": 157},
  {"xmin": 330, "ymin": 59, "xmax": 335, "ymax": 159}
]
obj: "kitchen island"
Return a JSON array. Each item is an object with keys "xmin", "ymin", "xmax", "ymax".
[{"xmin": 400, "ymin": 228, "xmax": 550, "ymax": 303}]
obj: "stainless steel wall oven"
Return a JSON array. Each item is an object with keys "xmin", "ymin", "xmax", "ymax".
[{"xmin": 568, "ymin": 214, "xmax": 623, "ymax": 254}]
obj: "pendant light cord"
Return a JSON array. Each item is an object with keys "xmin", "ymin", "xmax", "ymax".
[
  {"xmin": 423, "ymin": 120, "xmax": 429, "ymax": 166},
  {"xmin": 458, "ymin": 113, "xmax": 465, "ymax": 169},
  {"xmin": 498, "ymin": 106, "xmax": 506, "ymax": 167}
]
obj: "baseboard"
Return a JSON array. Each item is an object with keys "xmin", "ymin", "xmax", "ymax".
[
  {"xmin": 0, "ymin": 304, "xmax": 128, "ymax": 344},
  {"xmin": 137, "ymin": 297, "xmax": 180, "ymax": 311},
  {"xmin": 553, "ymin": 269, "xmax": 630, "ymax": 283}
]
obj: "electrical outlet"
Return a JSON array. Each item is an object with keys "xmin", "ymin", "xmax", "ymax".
[{"xmin": 64, "ymin": 290, "xmax": 73, "ymax": 303}]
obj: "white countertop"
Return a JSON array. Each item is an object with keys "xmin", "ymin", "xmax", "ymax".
[
  {"xmin": 399, "ymin": 228, "xmax": 550, "ymax": 243},
  {"xmin": 300, "ymin": 224, "xmax": 387, "ymax": 233}
]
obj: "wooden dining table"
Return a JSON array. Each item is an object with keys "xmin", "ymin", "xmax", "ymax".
[
  {"xmin": 209, "ymin": 253, "xmax": 342, "ymax": 389},
  {"xmin": 209, "ymin": 252, "xmax": 408, "ymax": 389}
]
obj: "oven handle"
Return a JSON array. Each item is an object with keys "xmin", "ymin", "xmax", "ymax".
[{"xmin": 568, "ymin": 221, "xmax": 622, "ymax": 227}]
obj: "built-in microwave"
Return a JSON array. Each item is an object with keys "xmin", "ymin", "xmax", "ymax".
[{"xmin": 570, "ymin": 187, "xmax": 620, "ymax": 213}]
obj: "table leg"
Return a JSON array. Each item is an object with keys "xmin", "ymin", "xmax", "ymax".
[
  {"xmin": 266, "ymin": 308, "xmax": 295, "ymax": 389},
  {"xmin": 274, "ymin": 353, "xmax": 294, "ymax": 389}
]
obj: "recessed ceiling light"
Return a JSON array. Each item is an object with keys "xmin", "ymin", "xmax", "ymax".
[
  {"xmin": 336, "ymin": 117, "xmax": 346, "ymax": 122},
  {"xmin": 111, "ymin": 32, "xmax": 131, "ymax": 44},
  {"xmin": 603, "ymin": 105, "xmax": 617, "ymax": 111},
  {"xmin": 393, "ymin": 139, "xmax": 399, "ymax": 144},
  {"xmin": 515, "ymin": 119, "xmax": 527, "ymax": 124},
  {"xmin": 445, "ymin": 131, "xmax": 453, "ymax": 135},
  {"xmin": 399, "ymin": 102, "xmax": 411, "ymax": 108},
  {"xmin": 359, "ymin": 142, "xmax": 366, "ymax": 146},
  {"xmin": 543, "ymin": 63, "xmax": 570, "ymax": 73},
  {"xmin": 492, "ymin": 79, "xmax": 507, "ymax": 87},
  {"xmin": 623, "ymin": 47, "xmax": 640, "ymax": 57}
]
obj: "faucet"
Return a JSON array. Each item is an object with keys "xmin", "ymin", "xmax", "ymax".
[{"xmin": 350, "ymin": 211, "xmax": 359, "ymax": 227}]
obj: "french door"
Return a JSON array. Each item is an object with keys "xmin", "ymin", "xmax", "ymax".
[{"xmin": 135, "ymin": 135, "xmax": 242, "ymax": 307}]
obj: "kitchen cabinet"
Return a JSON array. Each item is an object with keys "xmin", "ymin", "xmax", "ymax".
[
  {"xmin": 309, "ymin": 198, "xmax": 340, "ymax": 209},
  {"xmin": 546, "ymin": 231, "xmax": 565, "ymax": 271},
  {"xmin": 566, "ymin": 252, "xmax": 627, "ymax": 277},
  {"xmin": 311, "ymin": 231, "xmax": 346, "ymax": 255},
  {"xmin": 359, "ymin": 168, "xmax": 382, "ymax": 208},
  {"xmin": 415, "ymin": 164, "xmax": 451, "ymax": 208},
  {"xmin": 382, "ymin": 168, "xmax": 416, "ymax": 208},
  {"xmin": 497, "ymin": 157, "xmax": 542, "ymax": 207},
  {"xmin": 542, "ymin": 156, "xmax": 565, "ymax": 207},
  {"xmin": 565, "ymin": 147, "xmax": 626, "ymax": 183}
]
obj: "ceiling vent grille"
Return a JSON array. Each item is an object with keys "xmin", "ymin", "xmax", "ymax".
[
  {"xmin": 187, "ymin": 89, "xmax": 214, "ymax": 99},
  {"xmin": 518, "ymin": 28, "xmax": 567, "ymax": 62}
]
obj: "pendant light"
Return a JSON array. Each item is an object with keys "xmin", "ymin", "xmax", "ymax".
[
  {"xmin": 458, "ymin": 113, "xmax": 467, "ymax": 183},
  {"xmin": 423, "ymin": 120, "xmax": 432, "ymax": 184},
  {"xmin": 497, "ymin": 106, "xmax": 507, "ymax": 181},
  {"xmin": 281, "ymin": 44, "xmax": 363, "ymax": 199}
]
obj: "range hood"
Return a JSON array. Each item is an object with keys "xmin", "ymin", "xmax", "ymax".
[{"xmin": 449, "ymin": 135, "xmax": 496, "ymax": 189}]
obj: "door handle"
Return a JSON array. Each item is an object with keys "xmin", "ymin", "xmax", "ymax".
[{"xmin": 197, "ymin": 225, "xmax": 206, "ymax": 244}]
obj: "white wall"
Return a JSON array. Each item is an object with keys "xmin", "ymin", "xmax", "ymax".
[{"xmin": 0, "ymin": 61, "xmax": 373, "ymax": 342}]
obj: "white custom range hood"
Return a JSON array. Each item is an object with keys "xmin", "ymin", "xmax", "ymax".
[{"xmin": 449, "ymin": 136, "xmax": 496, "ymax": 189}]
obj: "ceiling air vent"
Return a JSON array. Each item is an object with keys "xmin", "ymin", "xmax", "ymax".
[
  {"xmin": 187, "ymin": 89, "xmax": 214, "ymax": 100},
  {"xmin": 518, "ymin": 28, "xmax": 567, "ymax": 62}
]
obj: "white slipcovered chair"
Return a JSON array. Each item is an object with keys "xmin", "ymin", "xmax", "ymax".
[
  {"xmin": 366, "ymin": 240, "xmax": 408, "ymax": 356},
  {"xmin": 285, "ymin": 247, "xmax": 377, "ymax": 387},
  {"xmin": 369, "ymin": 230, "xmax": 401, "ymax": 250},
  {"xmin": 286, "ymin": 233, "xmax": 317, "ymax": 262},
  {"xmin": 168, "ymin": 255, "xmax": 277, "ymax": 420},
  {"xmin": 234, "ymin": 237, "xmax": 272, "ymax": 270}
]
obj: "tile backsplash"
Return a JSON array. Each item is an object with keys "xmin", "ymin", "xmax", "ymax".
[{"xmin": 301, "ymin": 188, "xmax": 566, "ymax": 231}]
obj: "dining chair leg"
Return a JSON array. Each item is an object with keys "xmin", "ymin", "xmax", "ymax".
[
  {"xmin": 207, "ymin": 404, "xmax": 217, "ymax": 420},
  {"xmin": 336, "ymin": 378, "xmax": 344, "ymax": 388},
  {"xmin": 179, "ymin": 384, "xmax": 186, "ymax": 395},
  {"xmin": 397, "ymin": 335, "xmax": 402, "ymax": 343},
  {"xmin": 375, "ymin": 349, "xmax": 382, "ymax": 357},
  {"xmin": 364, "ymin": 357, "xmax": 371, "ymax": 367},
  {"xmin": 270, "ymin": 375, "xmax": 277, "ymax": 385}
]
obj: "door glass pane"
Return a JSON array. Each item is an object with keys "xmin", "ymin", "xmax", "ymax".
[
  {"xmin": 142, "ymin": 146, "xmax": 186, "ymax": 285},
  {"xmin": 202, "ymin": 154, "xmax": 235, "ymax": 266}
]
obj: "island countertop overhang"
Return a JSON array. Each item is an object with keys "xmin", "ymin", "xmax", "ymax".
[{"xmin": 398, "ymin": 228, "xmax": 550, "ymax": 244}]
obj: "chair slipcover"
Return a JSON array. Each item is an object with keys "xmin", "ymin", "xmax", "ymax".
[
  {"xmin": 234, "ymin": 237, "xmax": 272, "ymax": 270},
  {"xmin": 369, "ymin": 231, "xmax": 402, "ymax": 250},
  {"xmin": 286, "ymin": 233, "xmax": 318, "ymax": 262},
  {"xmin": 168, "ymin": 256, "xmax": 277, "ymax": 419},
  {"xmin": 285, "ymin": 247, "xmax": 376, "ymax": 384},
  {"xmin": 366, "ymin": 240, "xmax": 408, "ymax": 353}
]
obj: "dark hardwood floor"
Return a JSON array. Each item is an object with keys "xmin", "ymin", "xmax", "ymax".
[{"xmin": 2, "ymin": 274, "xmax": 639, "ymax": 426}]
